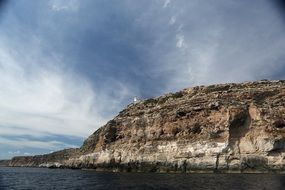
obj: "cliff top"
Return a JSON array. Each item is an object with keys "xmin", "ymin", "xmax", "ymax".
[{"xmin": 81, "ymin": 80, "xmax": 285, "ymax": 153}]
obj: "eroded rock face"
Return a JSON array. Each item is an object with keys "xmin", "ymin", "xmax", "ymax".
[
  {"xmin": 8, "ymin": 148, "xmax": 80, "ymax": 168},
  {"xmin": 0, "ymin": 160, "xmax": 10, "ymax": 167},
  {"xmin": 7, "ymin": 80, "xmax": 285, "ymax": 173}
]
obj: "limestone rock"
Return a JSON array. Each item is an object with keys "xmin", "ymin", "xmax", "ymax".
[{"xmin": 7, "ymin": 80, "xmax": 285, "ymax": 173}]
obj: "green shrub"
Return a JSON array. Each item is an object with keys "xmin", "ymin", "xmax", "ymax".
[
  {"xmin": 144, "ymin": 98, "xmax": 158, "ymax": 105},
  {"xmin": 204, "ymin": 85, "xmax": 230, "ymax": 93},
  {"xmin": 171, "ymin": 91, "xmax": 184, "ymax": 99}
]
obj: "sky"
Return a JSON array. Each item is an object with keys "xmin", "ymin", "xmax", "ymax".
[{"xmin": 0, "ymin": 0, "xmax": 285, "ymax": 159}]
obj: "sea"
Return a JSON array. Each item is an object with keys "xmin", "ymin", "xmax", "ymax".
[{"xmin": 0, "ymin": 167, "xmax": 284, "ymax": 190}]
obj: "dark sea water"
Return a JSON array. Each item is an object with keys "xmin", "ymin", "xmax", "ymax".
[{"xmin": 0, "ymin": 167, "xmax": 285, "ymax": 190}]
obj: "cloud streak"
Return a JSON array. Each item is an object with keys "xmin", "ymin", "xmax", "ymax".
[
  {"xmin": 49, "ymin": 0, "xmax": 79, "ymax": 12},
  {"xmin": 131, "ymin": 0, "xmax": 285, "ymax": 92},
  {"xmin": 0, "ymin": 46, "xmax": 103, "ymax": 138},
  {"xmin": 0, "ymin": 136, "xmax": 76, "ymax": 149},
  {"xmin": 0, "ymin": 1, "xmax": 137, "ymax": 158}
]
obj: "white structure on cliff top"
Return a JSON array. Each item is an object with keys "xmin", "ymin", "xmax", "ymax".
[{"xmin": 133, "ymin": 97, "xmax": 140, "ymax": 103}]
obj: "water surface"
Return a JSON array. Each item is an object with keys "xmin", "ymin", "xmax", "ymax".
[{"xmin": 0, "ymin": 167, "xmax": 284, "ymax": 190}]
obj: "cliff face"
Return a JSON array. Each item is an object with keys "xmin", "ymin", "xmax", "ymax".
[
  {"xmin": 8, "ymin": 148, "xmax": 80, "ymax": 168},
  {"xmin": 0, "ymin": 160, "xmax": 10, "ymax": 167},
  {"xmin": 7, "ymin": 80, "xmax": 285, "ymax": 173}
]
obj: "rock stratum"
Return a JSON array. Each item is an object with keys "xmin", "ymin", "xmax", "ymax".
[{"xmin": 4, "ymin": 80, "xmax": 285, "ymax": 173}]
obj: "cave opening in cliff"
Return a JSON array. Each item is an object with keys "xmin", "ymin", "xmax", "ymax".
[{"xmin": 228, "ymin": 109, "xmax": 251, "ymax": 154}]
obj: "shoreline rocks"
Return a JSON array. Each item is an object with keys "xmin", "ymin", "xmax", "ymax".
[{"xmin": 5, "ymin": 80, "xmax": 285, "ymax": 173}]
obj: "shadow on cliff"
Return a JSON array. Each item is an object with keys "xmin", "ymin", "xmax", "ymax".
[{"xmin": 227, "ymin": 108, "xmax": 251, "ymax": 154}]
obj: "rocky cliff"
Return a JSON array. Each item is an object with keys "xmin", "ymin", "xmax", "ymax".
[
  {"xmin": 0, "ymin": 160, "xmax": 10, "ymax": 167},
  {"xmin": 8, "ymin": 148, "xmax": 80, "ymax": 168},
  {"xmin": 6, "ymin": 80, "xmax": 285, "ymax": 173}
]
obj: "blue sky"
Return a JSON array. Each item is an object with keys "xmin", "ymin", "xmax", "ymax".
[{"xmin": 0, "ymin": 0, "xmax": 285, "ymax": 159}]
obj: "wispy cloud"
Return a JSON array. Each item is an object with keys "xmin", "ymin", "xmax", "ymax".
[
  {"xmin": 0, "ymin": 43, "xmax": 135, "ymax": 140},
  {"xmin": 1, "ymin": 137, "xmax": 76, "ymax": 149},
  {"xmin": 138, "ymin": 0, "xmax": 285, "ymax": 91},
  {"xmin": 163, "ymin": 0, "xmax": 171, "ymax": 8},
  {"xmin": 0, "ymin": 1, "xmax": 136, "ymax": 157},
  {"xmin": 0, "ymin": 46, "xmax": 104, "ymax": 138},
  {"xmin": 176, "ymin": 34, "xmax": 186, "ymax": 49},
  {"xmin": 49, "ymin": 0, "xmax": 79, "ymax": 12},
  {"xmin": 8, "ymin": 150, "xmax": 20, "ymax": 155},
  {"xmin": 169, "ymin": 16, "xmax": 176, "ymax": 25}
]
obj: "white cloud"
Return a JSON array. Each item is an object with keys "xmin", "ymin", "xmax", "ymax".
[
  {"xmin": 0, "ymin": 1, "xmax": 139, "ymax": 156},
  {"xmin": 176, "ymin": 34, "xmax": 187, "ymax": 49},
  {"xmin": 8, "ymin": 150, "xmax": 20, "ymax": 155},
  {"xmin": 50, "ymin": 0, "xmax": 79, "ymax": 12},
  {"xmin": 2, "ymin": 137, "xmax": 76, "ymax": 149},
  {"xmin": 0, "ymin": 37, "xmax": 134, "ymax": 149},
  {"xmin": 169, "ymin": 16, "xmax": 176, "ymax": 25},
  {"xmin": 141, "ymin": 0, "xmax": 285, "ymax": 92},
  {"xmin": 163, "ymin": 0, "xmax": 171, "ymax": 8},
  {"xmin": 0, "ymin": 51, "xmax": 102, "ymax": 138}
]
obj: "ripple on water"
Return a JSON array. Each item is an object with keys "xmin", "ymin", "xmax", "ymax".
[{"xmin": 0, "ymin": 167, "xmax": 285, "ymax": 190}]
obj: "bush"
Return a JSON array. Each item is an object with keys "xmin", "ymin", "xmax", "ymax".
[
  {"xmin": 204, "ymin": 85, "xmax": 230, "ymax": 93},
  {"xmin": 144, "ymin": 98, "xmax": 158, "ymax": 105},
  {"xmin": 171, "ymin": 91, "xmax": 184, "ymax": 99}
]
